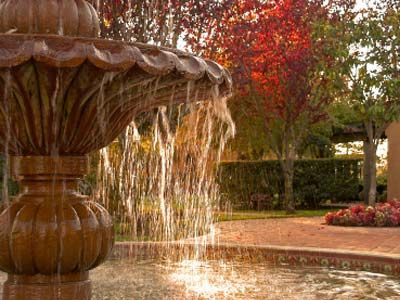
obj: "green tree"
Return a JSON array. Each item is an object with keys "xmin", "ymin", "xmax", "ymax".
[{"xmin": 332, "ymin": 1, "xmax": 400, "ymax": 205}]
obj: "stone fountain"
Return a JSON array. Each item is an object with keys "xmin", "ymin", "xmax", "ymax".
[{"xmin": 0, "ymin": 1, "xmax": 232, "ymax": 299}]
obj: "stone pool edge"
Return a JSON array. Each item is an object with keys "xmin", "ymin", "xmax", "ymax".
[{"xmin": 113, "ymin": 241, "xmax": 400, "ymax": 276}]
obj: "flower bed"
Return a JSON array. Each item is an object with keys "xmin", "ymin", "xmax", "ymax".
[{"xmin": 325, "ymin": 200, "xmax": 400, "ymax": 227}]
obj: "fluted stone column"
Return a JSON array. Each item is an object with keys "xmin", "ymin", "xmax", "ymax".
[{"xmin": 0, "ymin": 156, "xmax": 114, "ymax": 300}]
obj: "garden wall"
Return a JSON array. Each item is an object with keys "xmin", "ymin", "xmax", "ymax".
[{"xmin": 218, "ymin": 158, "xmax": 362, "ymax": 209}]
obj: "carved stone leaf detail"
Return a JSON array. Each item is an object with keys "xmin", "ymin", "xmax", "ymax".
[{"xmin": 0, "ymin": 35, "xmax": 232, "ymax": 155}]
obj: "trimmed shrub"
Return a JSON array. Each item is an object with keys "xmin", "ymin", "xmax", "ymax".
[{"xmin": 218, "ymin": 158, "xmax": 362, "ymax": 209}]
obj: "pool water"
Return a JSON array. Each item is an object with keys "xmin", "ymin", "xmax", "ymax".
[
  {"xmin": 90, "ymin": 259, "xmax": 400, "ymax": 300},
  {"xmin": 0, "ymin": 259, "xmax": 399, "ymax": 299}
]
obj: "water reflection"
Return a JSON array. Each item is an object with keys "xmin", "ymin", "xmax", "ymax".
[
  {"xmin": 88, "ymin": 259, "xmax": 400, "ymax": 300},
  {"xmin": 1, "ymin": 258, "xmax": 398, "ymax": 299}
]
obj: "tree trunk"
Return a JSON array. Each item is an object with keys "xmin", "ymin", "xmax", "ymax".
[
  {"xmin": 283, "ymin": 165, "xmax": 295, "ymax": 213},
  {"xmin": 365, "ymin": 141, "xmax": 377, "ymax": 206},
  {"xmin": 363, "ymin": 140, "xmax": 371, "ymax": 205}
]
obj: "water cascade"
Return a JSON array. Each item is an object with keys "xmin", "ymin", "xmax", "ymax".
[
  {"xmin": 0, "ymin": 1, "xmax": 232, "ymax": 299},
  {"xmin": 97, "ymin": 98, "xmax": 235, "ymax": 242}
]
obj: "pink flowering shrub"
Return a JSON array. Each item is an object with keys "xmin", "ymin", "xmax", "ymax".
[{"xmin": 325, "ymin": 200, "xmax": 400, "ymax": 227}]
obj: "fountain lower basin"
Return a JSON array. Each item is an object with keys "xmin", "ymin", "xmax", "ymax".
[
  {"xmin": 99, "ymin": 242, "xmax": 400, "ymax": 299},
  {"xmin": 90, "ymin": 259, "xmax": 400, "ymax": 299},
  {"xmin": 1, "ymin": 251, "xmax": 398, "ymax": 299}
]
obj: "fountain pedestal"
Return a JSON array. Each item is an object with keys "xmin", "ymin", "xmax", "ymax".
[
  {"xmin": 0, "ymin": 0, "xmax": 231, "ymax": 298},
  {"xmin": 0, "ymin": 156, "xmax": 114, "ymax": 300},
  {"xmin": 3, "ymin": 273, "xmax": 91, "ymax": 300}
]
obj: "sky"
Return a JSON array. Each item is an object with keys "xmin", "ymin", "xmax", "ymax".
[{"xmin": 355, "ymin": 0, "xmax": 370, "ymax": 10}]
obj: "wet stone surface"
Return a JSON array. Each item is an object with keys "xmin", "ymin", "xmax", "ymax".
[{"xmin": 2, "ymin": 258, "xmax": 398, "ymax": 299}]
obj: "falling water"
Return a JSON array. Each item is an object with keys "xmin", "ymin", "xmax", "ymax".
[{"xmin": 94, "ymin": 93, "xmax": 235, "ymax": 243}]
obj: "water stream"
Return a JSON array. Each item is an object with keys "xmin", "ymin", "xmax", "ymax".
[{"xmin": 94, "ymin": 96, "xmax": 235, "ymax": 243}]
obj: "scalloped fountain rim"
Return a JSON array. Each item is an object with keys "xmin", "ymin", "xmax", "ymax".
[
  {"xmin": 0, "ymin": 33, "xmax": 232, "ymax": 92},
  {"xmin": 113, "ymin": 242, "xmax": 400, "ymax": 276}
]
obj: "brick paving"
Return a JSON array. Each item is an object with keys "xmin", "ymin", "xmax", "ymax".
[{"xmin": 214, "ymin": 217, "xmax": 400, "ymax": 255}]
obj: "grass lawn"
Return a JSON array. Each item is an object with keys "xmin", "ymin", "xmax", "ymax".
[
  {"xmin": 115, "ymin": 209, "xmax": 331, "ymax": 241},
  {"xmin": 215, "ymin": 209, "xmax": 331, "ymax": 222}
]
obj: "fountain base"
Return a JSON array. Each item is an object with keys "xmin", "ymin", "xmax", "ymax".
[
  {"xmin": 3, "ymin": 273, "xmax": 91, "ymax": 300},
  {"xmin": 0, "ymin": 156, "xmax": 114, "ymax": 300}
]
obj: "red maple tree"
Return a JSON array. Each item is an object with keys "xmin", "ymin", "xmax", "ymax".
[{"xmin": 188, "ymin": 0, "xmax": 349, "ymax": 211}]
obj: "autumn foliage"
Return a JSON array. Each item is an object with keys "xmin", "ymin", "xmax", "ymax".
[
  {"xmin": 187, "ymin": 0, "xmax": 344, "ymax": 211},
  {"xmin": 90, "ymin": 0, "xmax": 229, "ymax": 47},
  {"xmin": 194, "ymin": 0, "xmax": 335, "ymax": 126},
  {"xmin": 252, "ymin": 0, "xmax": 324, "ymax": 124}
]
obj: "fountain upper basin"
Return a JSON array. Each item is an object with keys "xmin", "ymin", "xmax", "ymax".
[{"xmin": 0, "ymin": 34, "xmax": 232, "ymax": 156}]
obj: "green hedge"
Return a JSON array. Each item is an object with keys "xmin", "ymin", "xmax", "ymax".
[{"xmin": 218, "ymin": 158, "xmax": 362, "ymax": 209}]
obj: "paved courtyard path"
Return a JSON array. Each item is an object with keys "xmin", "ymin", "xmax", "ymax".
[{"xmin": 214, "ymin": 217, "xmax": 400, "ymax": 255}]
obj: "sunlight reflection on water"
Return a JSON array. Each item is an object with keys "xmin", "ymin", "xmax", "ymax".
[
  {"xmin": 89, "ymin": 259, "xmax": 400, "ymax": 300},
  {"xmin": 1, "ymin": 258, "xmax": 399, "ymax": 300}
]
